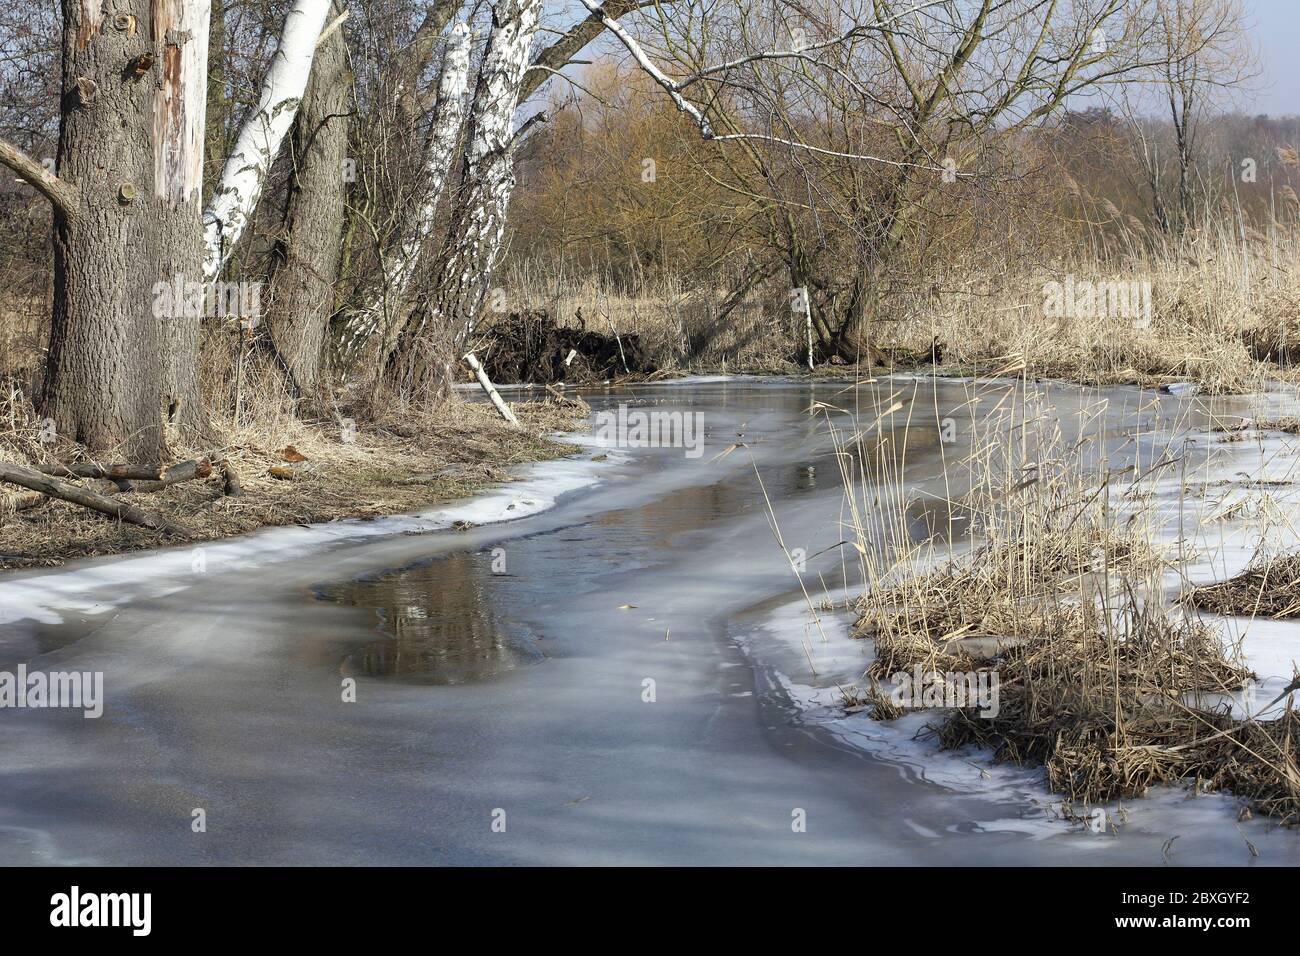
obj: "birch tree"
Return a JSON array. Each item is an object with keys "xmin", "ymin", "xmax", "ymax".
[
  {"xmin": 337, "ymin": 19, "xmax": 474, "ymax": 366},
  {"xmin": 202, "ymin": 0, "xmax": 333, "ymax": 280},
  {"xmin": 386, "ymin": 0, "xmax": 543, "ymax": 395},
  {"xmin": 329, "ymin": 1, "xmax": 664, "ymax": 384}
]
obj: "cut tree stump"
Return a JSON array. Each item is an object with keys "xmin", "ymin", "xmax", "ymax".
[
  {"xmin": 0, "ymin": 462, "xmax": 191, "ymax": 537},
  {"xmin": 219, "ymin": 459, "xmax": 243, "ymax": 497}
]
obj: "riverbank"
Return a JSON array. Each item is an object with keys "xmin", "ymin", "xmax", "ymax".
[
  {"xmin": 0, "ymin": 397, "xmax": 589, "ymax": 569},
  {"xmin": 829, "ymin": 375, "xmax": 1300, "ymax": 824}
]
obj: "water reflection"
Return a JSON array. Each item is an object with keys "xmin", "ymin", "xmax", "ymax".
[{"xmin": 318, "ymin": 551, "xmax": 541, "ymax": 684}]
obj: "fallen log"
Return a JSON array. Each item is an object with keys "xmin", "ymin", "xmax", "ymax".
[
  {"xmin": 37, "ymin": 462, "xmax": 165, "ymax": 481},
  {"xmin": 115, "ymin": 458, "xmax": 214, "ymax": 493},
  {"xmin": 38, "ymin": 458, "xmax": 214, "ymax": 493},
  {"xmin": 0, "ymin": 462, "xmax": 191, "ymax": 537}
]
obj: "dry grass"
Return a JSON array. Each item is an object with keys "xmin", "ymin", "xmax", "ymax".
[
  {"xmin": 1187, "ymin": 554, "xmax": 1300, "ymax": 619},
  {"xmin": 505, "ymin": 220, "xmax": 1300, "ymax": 393},
  {"xmin": 830, "ymin": 378, "xmax": 1300, "ymax": 822},
  {"xmin": 1212, "ymin": 417, "xmax": 1300, "ymax": 438},
  {"xmin": 0, "ymin": 390, "xmax": 588, "ymax": 568}
]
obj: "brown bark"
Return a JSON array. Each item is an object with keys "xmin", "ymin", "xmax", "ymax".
[
  {"xmin": 37, "ymin": 458, "xmax": 212, "ymax": 491},
  {"xmin": 38, "ymin": 462, "xmax": 165, "ymax": 480},
  {"xmin": 112, "ymin": 458, "xmax": 213, "ymax": 492},
  {"xmin": 42, "ymin": 1, "xmax": 164, "ymax": 462},
  {"xmin": 218, "ymin": 458, "xmax": 242, "ymax": 496},
  {"xmin": 40, "ymin": 1, "xmax": 211, "ymax": 462},
  {"xmin": 0, "ymin": 461, "xmax": 191, "ymax": 536},
  {"xmin": 264, "ymin": 0, "xmax": 352, "ymax": 399}
]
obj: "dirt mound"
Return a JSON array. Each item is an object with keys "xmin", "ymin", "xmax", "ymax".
[{"xmin": 475, "ymin": 310, "xmax": 655, "ymax": 385}]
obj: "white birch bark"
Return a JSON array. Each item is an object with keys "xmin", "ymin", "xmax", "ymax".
[
  {"xmin": 202, "ymin": 0, "xmax": 332, "ymax": 280},
  {"xmin": 444, "ymin": 0, "xmax": 542, "ymax": 348},
  {"xmin": 339, "ymin": 20, "xmax": 473, "ymax": 358},
  {"xmin": 464, "ymin": 351, "xmax": 520, "ymax": 426},
  {"xmin": 385, "ymin": 20, "xmax": 474, "ymax": 313},
  {"xmin": 389, "ymin": 0, "xmax": 540, "ymax": 372}
]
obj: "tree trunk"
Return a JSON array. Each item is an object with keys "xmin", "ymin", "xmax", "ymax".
[
  {"xmin": 154, "ymin": 0, "xmax": 212, "ymax": 441},
  {"xmin": 338, "ymin": 20, "xmax": 472, "ymax": 368},
  {"xmin": 386, "ymin": 0, "xmax": 543, "ymax": 396},
  {"xmin": 264, "ymin": 0, "xmax": 352, "ymax": 399},
  {"xmin": 39, "ymin": 0, "xmax": 180, "ymax": 462},
  {"xmin": 202, "ymin": 0, "xmax": 332, "ymax": 279}
]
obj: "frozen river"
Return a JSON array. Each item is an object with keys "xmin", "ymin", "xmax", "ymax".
[{"xmin": 1, "ymin": 376, "xmax": 1298, "ymax": 864}]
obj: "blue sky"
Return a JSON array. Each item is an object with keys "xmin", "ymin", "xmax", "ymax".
[{"xmin": 1248, "ymin": 0, "xmax": 1299, "ymax": 115}]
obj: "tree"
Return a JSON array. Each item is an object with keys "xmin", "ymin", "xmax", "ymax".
[
  {"xmin": 18, "ymin": 0, "xmax": 211, "ymax": 461},
  {"xmin": 588, "ymin": 0, "xmax": 1208, "ymax": 360},
  {"xmin": 335, "ymin": 18, "xmax": 474, "ymax": 371},
  {"xmin": 1125, "ymin": 0, "xmax": 1256, "ymax": 236},
  {"xmin": 203, "ymin": 0, "xmax": 334, "ymax": 278},
  {"xmin": 0, "ymin": 0, "xmax": 330, "ymax": 460},
  {"xmin": 385, "ymin": 0, "xmax": 544, "ymax": 398},
  {"xmin": 264, "ymin": 0, "xmax": 353, "ymax": 399}
]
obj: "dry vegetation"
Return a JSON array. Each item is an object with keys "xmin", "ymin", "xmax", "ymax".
[
  {"xmin": 0, "ymin": 387, "xmax": 587, "ymax": 568},
  {"xmin": 1188, "ymin": 554, "xmax": 1300, "ymax": 619},
  {"xmin": 500, "ymin": 52, "xmax": 1300, "ymax": 393},
  {"xmin": 499, "ymin": 217, "xmax": 1300, "ymax": 394},
  {"xmin": 829, "ymin": 383, "xmax": 1300, "ymax": 823}
]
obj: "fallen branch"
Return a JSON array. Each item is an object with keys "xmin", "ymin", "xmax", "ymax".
[
  {"xmin": 0, "ymin": 462, "xmax": 192, "ymax": 537},
  {"xmin": 115, "ymin": 459, "xmax": 214, "ymax": 493},
  {"xmin": 464, "ymin": 352, "xmax": 521, "ymax": 428},
  {"xmin": 38, "ymin": 458, "xmax": 214, "ymax": 493},
  {"xmin": 38, "ymin": 462, "xmax": 165, "ymax": 481}
]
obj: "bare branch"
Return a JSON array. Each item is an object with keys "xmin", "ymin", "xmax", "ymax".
[{"xmin": 0, "ymin": 138, "xmax": 77, "ymax": 216}]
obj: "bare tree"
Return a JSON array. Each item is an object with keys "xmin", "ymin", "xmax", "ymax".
[
  {"xmin": 264, "ymin": 0, "xmax": 354, "ymax": 399},
  {"xmin": 1125, "ymin": 0, "xmax": 1256, "ymax": 236},
  {"xmin": 585, "ymin": 0, "xmax": 1205, "ymax": 359},
  {"xmin": 385, "ymin": 0, "xmax": 544, "ymax": 397}
]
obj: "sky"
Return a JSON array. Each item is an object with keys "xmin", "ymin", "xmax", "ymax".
[{"xmin": 1247, "ymin": 0, "xmax": 1300, "ymax": 116}]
